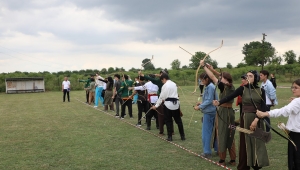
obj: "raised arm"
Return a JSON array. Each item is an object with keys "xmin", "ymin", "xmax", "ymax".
[{"xmin": 200, "ymin": 60, "xmax": 218, "ymax": 84}]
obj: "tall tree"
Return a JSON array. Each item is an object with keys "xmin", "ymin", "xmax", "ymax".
[
  {"xmin": 283, "ymin": 50, "xmax": 297, "ymax": 64},
  {"xmin": 142, "ymin": 58, "xmax": 155, "ymax": 70},
  {"xmin": 182, "ymin": 65, "xmax": 188, "ymax": 69},
  {"xmin": 269, "ymin": 54, "xmax": 283, "ymax": 65},
  {"xmin": 100, "ymin": 68, "xmax": 107, "ymax": 74},
  {"xmin": 171, "ymin": 59, "xmax": 181, "ymax": 70},
  {"xmin": 242, "ymin": 41, "xmax": 275, "ymax": 70},
  {"xmin": 226, "ymin": 62, "xmax": 233, "ymax": 69},
  {"xmin": 108, "ymin": 67, "xmax": 115, "ymax": 73},
  {"xmin": 189, "ymin": 51, "xmax": 218, "ymax": 69}
]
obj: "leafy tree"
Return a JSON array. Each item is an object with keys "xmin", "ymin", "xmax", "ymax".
[
  {"xmin": 129, "ymin": 67, "xmax": 138, "ymax": 72},
  {"xmin": 142, "ymin": 58, "xmax": 155, "ymax": 70},
  {"xmin": 242, "ymin": 41, "xmax": 275, "ymax": 70},
  {"xmin": 171, "ymin": 59, "xmax": 181, "ymax": 70},
  {"xmin": 93, "ymin": 69, "xmax": 100, "ymax": 74},
  {"xmin": 269, "ymin": 54, "xmax": 283, "ymax": 65},
  {"xmin": 283, "ymin": 50, "xmax": 297, "ymax": 64},
  {"xmin": 298, "ymin": 56, "xmax": 300, "ymax": 63},
  {"xmin": 189, "ymin": 51, "xmax": 218, "ymax": 69},
  {"xmin": 120, "ymin": 67, "xmax": 125, "ymax": 72},
  {"xmin": 182, "ymin": 65, "xmax": 188, "ymax": 69},
  {"xmin": 226, "ymin": 62, "xmax": 233, "ymax": 69},
  {"xmin": 100, "ymin": 68, "xmax": 107, "ymax": 74},
  {"xmin": 108, "ymin": 67, "xmax": 115, "ymax": 73},
  {"xmin": 236, "ymin": 62, "xmax": 248, "ymax": 68}
]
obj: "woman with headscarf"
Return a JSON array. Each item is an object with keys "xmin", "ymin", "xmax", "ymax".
[
  {"xmin": 100, "ymin": 77, "xmax": 115, "ymax": 111},
  {"xmin": 213, "ymin": 70, "xmax": 269, "ymax": 170}
]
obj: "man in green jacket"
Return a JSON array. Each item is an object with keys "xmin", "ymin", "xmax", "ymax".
[
  {"xmin": 79, "ymin": 75, "xmax": 93, "ymax": 103},
  {"xmin": 117, "ymin": 74, "xmax": 134, "ymax": 119}
]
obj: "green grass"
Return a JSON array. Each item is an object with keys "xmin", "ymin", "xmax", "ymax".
[{"xmin": 0, "ymin": 84, "xmax": 292, "ymax": 170}]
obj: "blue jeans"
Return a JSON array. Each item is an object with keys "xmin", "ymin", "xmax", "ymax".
[
  {"xmin": 95, "ymin": 86, "xmax": 104, "ymax": 106},
  {"xmin": 133, "ymin": 94, "xmax": 138, "ymax": 104},
  {"xmin": 202, "ymin": 113, "xmax": 217, "ymax": 154}
]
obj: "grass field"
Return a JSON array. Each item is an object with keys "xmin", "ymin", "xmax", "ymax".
[{"xmin": 0, "ymin": 84, "xmax": 293, "ymax": 170}]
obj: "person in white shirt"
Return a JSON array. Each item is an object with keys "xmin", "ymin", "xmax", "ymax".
[
  {"xmin": 256, "ymin": 79, "xmax": 300, "ymax": 170},
  {"xmin": 151, "ymin": 74, "xmax": 185, "ymax": 141},
  {"xmin": 129, "ymin": 74, "xmax": 159, "ymax": 130},
  {"xmin": 62, "ymin": 77, "xmax": 71, "ymax": 102},
  {"xmin": 260, "ymin": 70, "xmax": 278, "ymax": 132},
  {"xmin": 94, "ymin": 74, "xmax": 105, "ymax": 107}
]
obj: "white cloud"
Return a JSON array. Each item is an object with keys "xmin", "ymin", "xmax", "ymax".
[{"xmin": 0, "ymin": 0, "xmax": 300, "ymax": 73}]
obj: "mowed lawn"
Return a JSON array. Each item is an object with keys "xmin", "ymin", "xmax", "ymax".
[{"xmin": 0, "ymin": 84, "xmax": 292, "ymax": 170}]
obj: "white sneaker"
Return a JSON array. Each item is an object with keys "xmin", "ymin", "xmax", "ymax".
[{"xmin": 94, "ymin": 106, "xmax": 98, "ymax": 108}]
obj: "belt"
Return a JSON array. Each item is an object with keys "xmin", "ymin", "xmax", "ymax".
[
  {"xmin": 220, "ymin": 103, "xmax": 232, "ymax": 108},
  {"xmin": 148, "ymin": 93, "xmax": 158, "ymax": 101},
  {"xmin": 242, "ymin": 105, "xmax": 261, "ymax": 113},
  {"xmin": 165, "ymin": 98, "xmax": 179, "ymax": 105}
]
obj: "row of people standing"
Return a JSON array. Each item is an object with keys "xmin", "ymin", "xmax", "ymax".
[{"xmin": 196, "ymin": 59, "xmax": 280, "ymax": 170}]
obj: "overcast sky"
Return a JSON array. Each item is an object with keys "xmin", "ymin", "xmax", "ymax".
[{"xmin": 1, "ymin": 0, "xmax": 300, "ymax": 73}]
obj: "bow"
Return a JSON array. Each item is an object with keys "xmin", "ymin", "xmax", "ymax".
[
  {"xmin": 179, "ymin": 46, "xmax": 201, "ymax": 60},
  {"xmin": 193, "ymin": 40, "xmax": 223, "ymax": 94}
]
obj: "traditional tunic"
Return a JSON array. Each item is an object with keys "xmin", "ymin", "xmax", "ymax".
[
  {"xmin": 219, "ymin": 85, "xmax": 269, "ymax": 169},
  {"xmin": 104, "ymin": 81, "xmax": 113, "ymax": 105},
  {"xmin": 215, "ymin": 82, "xmax": 236, "ymax": 160}
]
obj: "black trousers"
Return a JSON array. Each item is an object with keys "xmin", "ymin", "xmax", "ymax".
[
  {"xmin": 288, "ymin": 132, "xmax": 300, "ymax": 170},
  {"xmin": 63, "ymin": 89, "xmax": 70, "ymax": 102},
  {"xmin": 86, "ymin": 90, "xmax": 89, "ymax": 102},
  {"xmin": 199, "ymin": 85, "xmax": 204, "ymax": 94},
  {"xmin": 164, "ymin": 105, "xmax": 184, "ymax": 137},
  {"xmin": 146, "ymin": 103, "xmax": 158, "ymax": 128},
  {"xmin": 137, "ymin": 100, "xmax": 148, "ymax": 124},
  {"xmin": 121, "ymin": 99, "xmax": 132, "ymax": 118}
]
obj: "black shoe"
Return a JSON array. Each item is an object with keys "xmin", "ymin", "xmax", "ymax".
[
  {"xmin": 115, "ymin": 114, "xmax": 119, "ymax": 117},
  {"xmin": 156, "ymin": 126, "xmax": 159, "ymax": 129},
  {"xmin": 146, "ymin": 127, "xmax": 150, "ymax": 130},
  {"xmin": 181, "ymin": 135, "xmax": 186, "ymax": 141},
  {"xmin": 166, "ymin": 136, "xmax": 172, "ymax": 141}
]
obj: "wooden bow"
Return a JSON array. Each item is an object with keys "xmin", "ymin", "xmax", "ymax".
[{"xmin": 192, "ymin": 40, "xmax": 223, "ymax": 94}]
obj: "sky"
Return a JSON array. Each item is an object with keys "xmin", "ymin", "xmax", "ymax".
[{"xmin": 1, "ymin": 0, "xmax": 300, "ymax": 73}]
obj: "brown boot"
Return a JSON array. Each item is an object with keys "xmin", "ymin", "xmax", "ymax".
[
  {"xmin": 104, "ymin": 105, "xmax": 108, "ymax": 111},
  {"xmin": 110, "ymin": 104, "xmax": 115, "ymax": 111}
]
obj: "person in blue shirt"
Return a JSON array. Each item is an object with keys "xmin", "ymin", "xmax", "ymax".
[
  {"xmin": 194, "ymin": 72, "xmax": 218, "ymax": 158},
  {"xmin": 260, "ymin": 70, "xmax": 278, "ymax": 132}
]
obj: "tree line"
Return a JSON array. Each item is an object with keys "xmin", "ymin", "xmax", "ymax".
[{"xmin": 1, "ymin": 39, "xmax": 299, "ymax": 92}]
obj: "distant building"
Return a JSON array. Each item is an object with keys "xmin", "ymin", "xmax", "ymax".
[{"xmin": 5, "ymin": 77, "xmax": 45, "ymax": 94}]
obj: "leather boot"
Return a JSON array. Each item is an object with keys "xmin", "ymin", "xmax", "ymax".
[
  {"xmin": 104, "ymin": 105, "xmax": 108, "ymax": 111},
  {"xmin": 166, "ymin": 136, "xmax": 172, "ymax": 141},
  {"xmin": 110, "ymin": 104, "xmax": 114, "ymax": 111}
]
